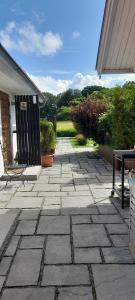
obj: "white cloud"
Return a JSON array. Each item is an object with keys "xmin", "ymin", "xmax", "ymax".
[
  {"xmin": 28, "ymin": 72, "xmax": 135, "ymax": 95},
  {"xmin": 0, "ymin": 21, "xmax": 63, "ymax": 56},
  {"xmin": 72, "ymin": 31, "xmax": 80, "ymax": 39},
  {"xmin": 29, "ymin": 74, "xmax": 70, "ymax": 95}
]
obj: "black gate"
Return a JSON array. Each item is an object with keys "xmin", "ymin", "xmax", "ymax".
[{"xmin": 15, "ymin": 95, "xmax": 41, "ymax": 165}]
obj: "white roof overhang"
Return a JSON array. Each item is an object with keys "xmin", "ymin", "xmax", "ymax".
[
  {"xmin": 96, "ymin": 0, "xmax": 135, "ymax": 76},
  {"xmin": 0, "ymin": 43, "xmax": 46, "ymax": 102}
]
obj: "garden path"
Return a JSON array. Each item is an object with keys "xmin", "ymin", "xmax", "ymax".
[{"xmin": 0, "ymin": 138, "xmax": 134, "ymax": 300}]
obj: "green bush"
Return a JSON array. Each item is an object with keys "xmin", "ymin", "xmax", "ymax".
[
  {"xmin": 75, "ymin": 134, "xmax": 87, "ymax": 145},
  {"xmin": 57, "ymin": 106, "xmax": 72, "ymax": 121},
  {"xmin": 40, "ymin": 119, "xmax": 56, "ymax": 154},
  {"xmin": 97, "ymin": 106, "xmax": 113, "ymax": 145},
  {"xmin": 72, "ymin": 97, "xmax": 107, "ymax": 139},
  {"xmin": 111, "ymin": 87, "xmax": 135, "ymax": 149}
]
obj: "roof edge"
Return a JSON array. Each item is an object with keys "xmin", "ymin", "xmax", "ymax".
[
  {"xmin": 95, "ymin": 0, "xmax": 108, "ymax": 73},
  {"xmin": 0, "ymin": 43, "xmax": 46, "ymax": 102}
]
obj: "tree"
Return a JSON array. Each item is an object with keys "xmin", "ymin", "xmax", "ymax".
[
  {"xmin": 57, "ymin": 89, "xmax": 74, "ymax": 108},
  {"xmin": 40, "ymin": 92, "xmax": 57, "ymax": 119},
  {"xmin": 40, "ymin": 92, "xmax": 57, "ymax": 131},
  {"xmin": 82, "ymin": 85, "xmax": 106, "ymax": 97},
  {"xmin": 123, "ymin": 81, "xmax": 135, "ymax": 90}
]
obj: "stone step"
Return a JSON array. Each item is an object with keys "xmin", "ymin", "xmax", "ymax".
[
  {"xmin": 0, "ymin": 209, "xmax": 20, "ymax": 256},
  {"xmin": 0, "ymin": 165, "xmax": 42, "ymax": 181}
]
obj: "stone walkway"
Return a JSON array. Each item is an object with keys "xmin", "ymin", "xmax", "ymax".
[{"xmin": 0, "ymin": 138, "xmax": 134, "ymax": 299}]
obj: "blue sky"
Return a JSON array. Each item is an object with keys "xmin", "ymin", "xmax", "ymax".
[{"xmin": 0, "ymin": 0, "xmax": 135, "ymax": 94}]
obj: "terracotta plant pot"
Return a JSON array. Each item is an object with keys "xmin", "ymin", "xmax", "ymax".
[{"xmin": 41, "ymin": 154, "xmax": 53, "ymax": 167}]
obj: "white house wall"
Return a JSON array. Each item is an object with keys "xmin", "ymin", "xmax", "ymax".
[
  {"xmin": 10, "ymin": 97, "xmax": 17, "ymax": 161},
  {"xmin": 0, "ymin": 101, "xmax": 4, "ymax": 176}
]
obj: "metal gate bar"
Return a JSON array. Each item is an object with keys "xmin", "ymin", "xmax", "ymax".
[{"xmin": 15, "ymin": 95, "xmax": 40, "ymax": 165}]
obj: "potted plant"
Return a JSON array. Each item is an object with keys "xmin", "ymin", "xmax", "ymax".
[{"xmin": 40, "ymin": 119, "xmax": 56, "ymax": 167}]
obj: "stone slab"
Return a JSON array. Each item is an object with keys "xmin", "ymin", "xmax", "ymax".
[
  {"xmin": 5, "ymin": 236, "xmax": 20, "ymax": 256},
  {"xmin": 73, "ymin": 224, "xmax": 111, "ymax": 247},
  {"xmin": 0, "ymin": 203, "xmax": 7, "ymax": 208},
  {"xmin": 91, "ymin": 188, "xmax": 111, "ymax": 199},
  {"xmin": 75, "ymin": 185, "xmax": 90, "ymax": 191},
  {"xmin": 61, "ymin": 207, "xmax": 98, "ymax": 215},
  {"xmin": 19, "ymin": 209, "xmax": 40, "ymax": 220},
  {"xmin": 39, "ymin": 192, "xmax": 68, "ymax": 197},
  {"xmin": 72, "ymin": 215, "xmax": 91, "ymax": 224},
  {"xmin": 92, "ymin": 265, "xmax": 135, "ymax": 300},
  {"xmin": 33, "ymin": 184, "xmax": 60, "ymax": 192},
  {"xmin": 0, "ymin": 195, "xmax": 11, "ymax": 202},
  {"xmin": 92, "ymin": 215, "xmax": 123, "ymax": 224},
  {"xmin": 110, "ymin": 235, "xmax": 129, "ymax": 247},
  {"xmin": 42, "ymin": 265, "xmax": 89, "ymax": 286},
  {"xmin": 68, "ymin": 191, "xmax": 91, "ymax": 196},
  {"xmin": 62, "ymin": 196, "xmax": 94, "ymax": 208},
  {"xmin": 41, "ymin": 208, "xmax": 60, "ymax": 215},
  {"xmin": 49, "ymin": 177, "xmax": 73, "ymax": 184},
  {"xmin": 6, "ymin": 197, "xmax": 43, "ymax": 209},
  {"xmin": 17, "ymin": 184, "xmax": 34, "ymax": 192},
  {"xmin": 1, "ymin": 288, "xmax": 55, "ymax": 300},
  {"xmin": 45, "ymin": 235, "xmax": 71, "ymax": 264},
  {"xmin": 37, "ymin": 216, "xmax": 70, "ymax": 234},
  {"xmin": 102, "ymin": 247, "xmax": 134, "ymax": 263},
  {"xmin": 0, "ymin": 209, "xmax": 19, "ymax": 252},
  {"xmin": 61, "ymin": 185, "xmax": 75, "ymax": 192},
  {"xmin": 15, "ymin": 220, "xmax": 37, "ymax": 235},
  {"xmin": 97, "ymin": 204, "xmax": 118, "ymax": 214},
  {"xmin": 36, "ymin": 176, "xmax": 49, "ymax": 183},
  {"xmin": 15, "ymin": 192, "xmax": 38, "ymax": 197},
  {"xmin": 74, "ymin": 247, "xmax": 102, "ymax": 263},
  {"xmin": 58, "ymin": 287, "xmax": 93, "ymax": 300},
  {"xmin": 0, "ymin": 257, "xmax": 12, "ymax": 275},
  {"xmin": 44, "ymin": 197, "xmax": 61, "ymax": 205},
  {"xmin": 20, "ymin": 236, "xmax": 45, "ymax": 249},
  {"xmin": 106, "ymin": 224, "xmax": 129, "ymax": 234},
  {"xmin": 0, "ymin": 277, "xmax": 5, "ymax": 293},
  {"xmin": 6, "ymin": 249, "xmax": 42, "ymax": 286}
]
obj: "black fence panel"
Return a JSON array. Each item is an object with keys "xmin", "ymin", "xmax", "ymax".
[{"xmin": 15, "ymin": 95, "xmax": 41, "ymax": 165}]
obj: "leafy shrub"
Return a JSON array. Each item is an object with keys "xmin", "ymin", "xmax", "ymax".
[
  {"xmin": 70, "ymin": 97, "xmax": 85, "ymax": 107},
  {"xmin": 75, "ymin": 134, "xmax": 87, "ymax": 145},
  {"xmin": 111, "ymin": 87, "xmax": 135, "ymax": 149},
  {"xmin": 40, "ymin": 119, "xmax": 56, "ymax": 154},
  {"xmin": 97, "ymin": 106, "xmax": 113, "ymax": 145},
  {"xmin": 57, "ymin": 106, "xmax": 72, "ymax": 121},
  {"xmin": 72, "ymin": 97, "xmax": 107, "ymax": 139}
]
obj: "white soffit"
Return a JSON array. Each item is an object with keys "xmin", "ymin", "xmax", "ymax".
[
  {"xmin": 96, "ymin": 0, "xmax": 135, "ymax": 75},
  {"xmin": 0, "ymin": 44, "xmax": 45, "ymax": 102}
]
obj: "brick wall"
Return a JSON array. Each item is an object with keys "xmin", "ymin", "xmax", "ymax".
[{"xmin": 0, "ymin": 91, "xmax": 12, "ymax": 165}]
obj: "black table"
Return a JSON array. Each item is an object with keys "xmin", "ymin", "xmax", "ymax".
[{"xmin": 111, "ymin": 150, "xmax": 135, "ymax": 209}]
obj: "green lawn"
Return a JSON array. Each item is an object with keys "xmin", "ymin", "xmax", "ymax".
[{"xmin": 57, "ymin": 121, "xmax": 77, "ymax": 137}]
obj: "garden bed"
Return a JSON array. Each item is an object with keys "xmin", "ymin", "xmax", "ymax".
[
  {"xmin": 99, "ymin": 145, "xmax": 121, "ymax": 170},
  {"xmin": 99, "ymin": 145, "xmax": 135, "ymax": 170}
]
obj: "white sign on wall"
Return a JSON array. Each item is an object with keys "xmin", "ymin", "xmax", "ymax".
[{"xmin": 20, "ymin": 102, "xmax": 27, "ymax": 110}]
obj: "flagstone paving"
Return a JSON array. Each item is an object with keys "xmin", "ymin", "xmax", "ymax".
[{"xmin": 0, "ymin": 138, "xmax": 134, "ymax": 299}]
